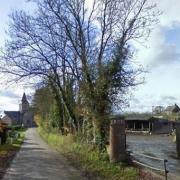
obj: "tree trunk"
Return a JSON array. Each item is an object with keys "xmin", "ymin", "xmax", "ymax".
[{"xmin": 93, "ymin": 117, "xmax": 109, "ymax": 152}]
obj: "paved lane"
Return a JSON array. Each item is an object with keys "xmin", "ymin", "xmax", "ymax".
[{"xmin": 3, "ymin": 128, "xmax": 86, "ymax": 180}]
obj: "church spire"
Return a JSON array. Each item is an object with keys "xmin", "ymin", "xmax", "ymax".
[
  {"xmin": 22, "ymin": 93, "xmax": 28, "ymax": 103},
  {"xmin": 19, "ymin": 93, "xmax": 29, "ymax": 113}
]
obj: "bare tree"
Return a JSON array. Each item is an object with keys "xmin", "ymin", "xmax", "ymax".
[{"xmin": 1, "ymin": 9, "xmax": 79, "ymax": 133}]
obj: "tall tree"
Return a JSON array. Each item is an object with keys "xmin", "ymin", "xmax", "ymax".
[{"xmin": 0, "ymin": 0, "xmax": 159, "ymax": 150}]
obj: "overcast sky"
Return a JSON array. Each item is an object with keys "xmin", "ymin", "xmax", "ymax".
[{"xmin": 0, "ymin": 0, "xmax": 180, "ymax": 113}]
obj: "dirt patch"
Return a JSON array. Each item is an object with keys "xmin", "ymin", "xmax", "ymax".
[
  {"xmin": 138, "ymin": 169, "xmax": 164, "ymax": 180},
  {"xmin": 0, "ymin": 150, "xmax": 17, "ymax": 179}
]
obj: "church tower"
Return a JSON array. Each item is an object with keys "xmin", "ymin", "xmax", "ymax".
[{"xmin": 19, "ymin": 93, "xmax": 29, "ymax": 113}]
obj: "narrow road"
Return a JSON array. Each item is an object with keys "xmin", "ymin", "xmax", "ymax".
[{"xmin": 3, "ymin": 128, "xmax": 87, "ymax": 180}]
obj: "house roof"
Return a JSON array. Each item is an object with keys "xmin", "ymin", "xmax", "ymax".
[
  {"xmin": 165, "ymin": 104, "xmax": 180, "ymax": 113},
  {"xmin": 3, "ymin": 111, "xmax": 21, "ymax": 124},
  {"xmin": 125, "ymin": 113, "xmax": 152, "ymax": 121}
]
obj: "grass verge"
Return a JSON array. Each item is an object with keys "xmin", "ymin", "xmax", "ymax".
[
  {"xmin": 38, "ymin": 127, "xmax": 138, "ymax": 180},
  {"xmin": 0, "ymin": 128, "xmax": 26, "ymax": 179}
]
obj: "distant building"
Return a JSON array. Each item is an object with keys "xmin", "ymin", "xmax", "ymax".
[
  {"xmin": 124, "ymin": 104, "xmax": 180, "ymax": 134},
  {"xmin": 2, "ymin": 93, "xmax": 34, "ymax": 127},
  {"xmin": 2, "ymin": 111, "xmax": 21, "ymax": 126},
  {"xmin": 153, "ymin": 106, "xmax": 164, "ymax": 114},
  {"xmin": 125, "ymin": 113, "xmax": 173, "ymax": 134},
  {"xmin": 164, "ymin": 104, "xmax": 180, "ymax": 115}
]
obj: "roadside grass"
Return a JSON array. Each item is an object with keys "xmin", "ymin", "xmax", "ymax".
[{"xmin": 38, "ymin": 127, "xmax": 138, "ymax": 180}]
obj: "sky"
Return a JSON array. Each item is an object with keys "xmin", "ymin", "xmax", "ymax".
[
  {"xmin": 0, "ymin": 0, "xmax": 180, "ymax": 113},
  {"xmin": 127, "ymin": 0, "xmax": 180, "ymax": 112},
  {"xmin": 0, "ymin": 0, "xmax": 35, "ymax": 112}
]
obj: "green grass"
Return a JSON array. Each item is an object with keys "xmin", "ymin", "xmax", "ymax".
[{"xmin": 38, "ymin": 127, "xmax": 138, "ymax": 180}]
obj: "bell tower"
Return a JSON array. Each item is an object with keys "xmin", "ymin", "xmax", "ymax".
[{"xmin": 19, "ymin": 93, "xmax": 29, "ymax": 113}]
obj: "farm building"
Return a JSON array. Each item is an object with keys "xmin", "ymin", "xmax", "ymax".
[{"xmin": 125, "ymin": 113, "xmax": 173, "ymax": 134}]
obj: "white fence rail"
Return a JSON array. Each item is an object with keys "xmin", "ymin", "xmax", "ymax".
[{"xmin": 127, "ymin": 150, "xmax": 169, "ymax": 180}]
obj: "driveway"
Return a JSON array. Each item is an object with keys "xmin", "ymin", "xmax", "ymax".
[
  {"xmin": 3, "ymin": 128, "xmax": 87, "ymax": 180},
  {"xmin": 127, "ymin": 134, "xmax": 180, "ymax": 179}
]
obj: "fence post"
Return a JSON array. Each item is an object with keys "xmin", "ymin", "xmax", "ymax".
[
  {"xmin": 109, "ymin": 116, "xmax": 126, "ymax": 163},
  {"xmin": 10, "ymin": 137, "xmax": 13, "ymax": 144},
  {"xmin": 176, "ymin": 122, "xmax": 180, "ymax": 158},
  {"xmin": 164, "ymin": 159, "xmax": 168, "ymax": 180}
]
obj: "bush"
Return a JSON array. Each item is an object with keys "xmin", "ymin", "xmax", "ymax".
[
  {"xmin": 11, "ymin": 125, "xmax": 26, "ymax": 131},
  {"xmin": 0, "ymin": 131, "xmax": 7, "ymax": 145}
]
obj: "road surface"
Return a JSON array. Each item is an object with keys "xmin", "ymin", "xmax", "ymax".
[
  {"xmin": 127, "ymin": 134, "xmax": 180, "ymax": 179},
  {"xmin": 3, "ymin": 128, "xmax": 87, "ymax": 180}
]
